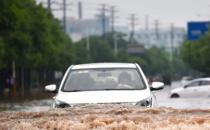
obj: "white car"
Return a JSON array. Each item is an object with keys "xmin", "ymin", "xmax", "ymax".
[
  {"xmin": 45, "ymin": 63, "xmax": 164, "ymax": 108},
  {"xmin": 170, "ymin": 78, "xmax": 210, "ymax": 98}
]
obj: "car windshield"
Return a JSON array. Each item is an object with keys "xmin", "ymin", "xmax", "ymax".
[{"xmin": 62, "ymin": 68, "xmax": 146, "ymax": 91}]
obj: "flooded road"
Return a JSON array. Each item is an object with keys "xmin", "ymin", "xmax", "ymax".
[
  {"xmin": 1, "ymin": 81, "xmax": 210, "ymax": 112},
  {"xmin": 1, "ymin": 105, "xmax": 210, "ymax": 130},
  {"xmin": 0, "ymin": 99, "xmax": 53, "ymax": 112},
  {"xmin": 155, "ymin": 81, "xmax": 210, "ymax": 109},
  {"xmin": 1, "ymin": 82, "xmax": 210, "ymax": 129}
]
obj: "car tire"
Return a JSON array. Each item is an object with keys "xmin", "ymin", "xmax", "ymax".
[{"xmin": 170, "ymin": 93, "xmax": 180, "ymax": 98}]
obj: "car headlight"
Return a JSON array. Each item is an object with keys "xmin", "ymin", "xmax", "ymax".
[
  {"xmin": 136, "ymin": 97, "xmax": 152, "ymax": 107},
  {"xmin": 54, "ymin": 100, "xmax": 71, "ymax": 108}
]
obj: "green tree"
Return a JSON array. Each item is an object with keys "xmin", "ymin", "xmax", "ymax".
[
  {"xmin": 102, "ymin": 32, "xmax": 128, "ymax": 50},
  {"xmin": 74, "ymin": 36, "xmax": 116, "ymax": 63},
  {"xmin": 144, "ymin": 47, "xmax": 171, "ymax": 76},
  {"xmin": 89, "ymin": 36, "xmax": 116, "ymax": 62},
  {"xmin": 0, "ymin": 37, "xmax": 5, "ymax": 68},
  {"xmin": 74, "ymin": 39, "xmax": 90, "ymax": 64},
  {"xmin": 181, "ymin": 31, "xmax": 210, "ymax": 74},
  {"xmin": 0, "ymin": 0, "xmax": 74, "ymax": 70}
]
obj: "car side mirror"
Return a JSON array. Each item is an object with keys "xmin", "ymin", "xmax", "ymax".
[
  {"xmin": 45, "ymin": 84, "xmax": 57, "ymax": 93},
  {"xmin": 150, "ymin": 82, "xmax": 164, "ymax": 91}
]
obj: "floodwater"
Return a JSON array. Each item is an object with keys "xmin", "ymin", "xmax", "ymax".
[
  {"xmin": 1, "ymin": 81, "xmax": 210, "ymax": 112},
  {"xmin": 0, "ymin": 99, "xmax": 53, "ymax": 112},
  {"xmin": 1, "ymin": 82, "xmax": 210, "ymax": 129},
  {"xmin": 155, "ymin": 82, "xmax": 210, "ymax": 109},
  {"xmin": 156, "ymin": 90, "xmax": 210, "ymax": 109},
  {"xmin": 1, "ymin": 105, "xmax": 210, "ymax": 130}
]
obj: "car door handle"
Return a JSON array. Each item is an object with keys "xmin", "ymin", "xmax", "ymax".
[{"xmin": 193, "ymin": 89, "xmax": 198, "ymax": 91}]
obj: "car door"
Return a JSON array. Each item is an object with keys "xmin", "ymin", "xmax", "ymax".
[
  {"xmin": 180, "ymin": 80, "xmax": 201, "ymax": 98},
  {"xmin": 198, "ymin": 80, "xmax": 210, "ymax": 98}
]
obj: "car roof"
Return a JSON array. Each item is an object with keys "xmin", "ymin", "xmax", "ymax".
[
  {"xmin": 71, "ymin": 63, "xmax": 137, "ymax": 70},
  {"xmin": 191, "ymin": 78, "xmax": 210, "ymax": 82}
]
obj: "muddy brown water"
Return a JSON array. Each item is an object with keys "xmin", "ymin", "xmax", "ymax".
[{"xmin": 1, "ymin": 104, "xmax": 210, "ymax": 130}]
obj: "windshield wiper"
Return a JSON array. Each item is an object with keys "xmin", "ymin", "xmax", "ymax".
[
  {"xmin": 104, "ymin": 88, "xmax": 134, "ymax": 90},
  {"xmin": 69, "ymin": 90, "xmax": 83, "ymax": 92},
  {"xmin": 67, "ymin": 89, "xmax": 136, "ymax": 92}
]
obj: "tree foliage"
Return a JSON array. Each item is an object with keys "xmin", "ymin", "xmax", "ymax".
[
  {"xmin": 102, "ymin": 32, "xmax": 128, "ymax": 50},
  {"xmin": 181, "ymin": 31, "xmax": 210, "ymax": 74},
  {"xmin": 143, "ymin": 47, "xmax": 171, "ymax": 76},
  {"xmin": 0, "ymin": 0, "xmax": 73, "ymax": 70},
  {"xmin": 0, "ymin": 0, "xmax": 188, "ymax": 79},
  {"xmin": 74, "ymin": 36, "xmax": 116, "ymax": 63},
  {"xmin": 0, "ymin": 37, "xmax": 5, "ymax": 67},
  {"xmin": 74, "ymin": 34, "xmax": 178, "ymax": 78}
]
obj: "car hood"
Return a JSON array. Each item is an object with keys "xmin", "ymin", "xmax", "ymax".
[
  {"xmin": 55, "ymin": 90, "xmax": 151, "ymax": 104},
  {"xmin": 171, "ymin": 87, "xmax": 184, "ymax": 93}
]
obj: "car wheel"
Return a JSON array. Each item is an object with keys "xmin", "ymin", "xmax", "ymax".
[{"xmin": 170, "ymin": 93, "xmax": 180, "ymax": 98}]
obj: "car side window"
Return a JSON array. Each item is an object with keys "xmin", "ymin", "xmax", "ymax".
[
  {"xmin": 200, "ymin": 81, "xmax": 210, "ymax": 86},
  {"xmin": 186, "ymin": 81, "xmax": 200, "ymax": 88}
]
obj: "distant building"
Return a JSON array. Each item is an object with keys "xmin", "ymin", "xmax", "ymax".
[
  {"xmin": 115, "ymin": 26, "xmax": 130, "ymax": 34},
  {"xmin": 135, "ymin": 28, "xmax": 186, "ymax": 52},
  {"xmin": 66, "ymin": 17, "xmax": 110, "ymax": 42}
]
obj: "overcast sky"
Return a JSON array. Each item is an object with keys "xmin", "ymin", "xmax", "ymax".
[{"xmin": 38, "ymin": 0, "xmax": 210, "ymax": 29}]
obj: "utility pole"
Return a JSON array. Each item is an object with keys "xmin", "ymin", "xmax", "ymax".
[
  {"xmin": 110, "ymin": 6, "xmax": 118, "ymax": 55},
  {"xmin": 129, "ymin": 13, "xmax": 138, "ymax": 44},
  {"xmin": 86, "ymin": 35, "xmax": 90, "ymax": 51},
  {"xmin": 98, "ymin": 4, "xmax": 108, "ymax": 35},
  {"xmin": 63, "ymin": 0, "xmax": 67, "ymax": 33},
  {"xmin": 170, "ymin": 23, "xmax": 174, "ymax": 62},
  {"xmin": 61, "ymin": 0, "xmax": 72, "ymax": 33},
  {"xmin": 169, "ymin": 23, "xmax": 175, "ymax": 79},
  {"xmin": 44, "ymin": 0, "xmax": 72, "ymax": 33},
  {"xmin": 78, "ymin": 1, "xmax": 83, "ymax": 19},
  {"xmin": 145, "ymin": 15, "xmax": 149, "ymax": 31},
  {"xmin": 47, "ymin": 0, "xmax": 51, "ymax": 11},
  {"xmin": 110, "ymin": 6, "xmax": 117, "ymax": 33},
  {"xmin": 154, "ymin": 20, "xmax": 160, "ymax": 40},
  {"xmin": 145, "ymin": 15, "xmax": 150, "ymax": 48}
]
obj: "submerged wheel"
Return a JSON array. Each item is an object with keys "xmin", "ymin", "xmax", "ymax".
[{"xmin": 170, "ymin": 93, "xmax": 180, "ymax": 98}]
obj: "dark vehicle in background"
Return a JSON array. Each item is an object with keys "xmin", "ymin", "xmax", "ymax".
[{"xmin": 162, "ymin": 75, "xmax": 172, "ymax": 86}]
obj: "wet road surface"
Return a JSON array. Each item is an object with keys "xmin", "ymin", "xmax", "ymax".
[
  {"xmin": 1, "ymin": 82, "xmax": 210, "ymax": 129},
  {"xmin": 1, "ymin": 81, "xmax": 210, "ymax": 112},
  {"xmin": 1, "ymin": 105, "xmax": 210, "ymax": 130}
]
